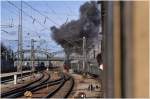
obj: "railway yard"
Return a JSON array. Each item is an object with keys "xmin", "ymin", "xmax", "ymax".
[
  {"xmin": 1, "ymin": 0, "xmax": 149, "ymax": 98},
  {"xmin": 1, "ymin": 69, "xmax": 102, "ymax": 98}
]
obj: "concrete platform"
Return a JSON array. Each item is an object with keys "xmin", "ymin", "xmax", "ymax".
[
  {"xmin": 0, "ymin": 73, "xmax": 41, "ymax": 93},
  {"xmin": 0, "ymin": 70, "xmax": 60, "ymax": 94},
  {"xmin": 0, "ymin": 70, "xmax": 32, "ymax": 78}
]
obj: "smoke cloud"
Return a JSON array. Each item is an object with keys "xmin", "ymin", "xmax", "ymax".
[{"xmin": 51, "ymin": 1, "xmax": 101, "ymax": 54}]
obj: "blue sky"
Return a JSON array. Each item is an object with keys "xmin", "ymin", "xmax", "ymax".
[{"xmin": 1, "ymin": 0, "xmax": 86, "ymax": 54}]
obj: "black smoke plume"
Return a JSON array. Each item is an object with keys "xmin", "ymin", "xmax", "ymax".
[{"xmin": 51, "ymin": 1, "xmax": 101, "ymax": 54}]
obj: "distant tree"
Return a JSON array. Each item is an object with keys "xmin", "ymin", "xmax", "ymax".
[{"xmin": 1, "ymin": 43, "xmax": 14, "ymax": 61}]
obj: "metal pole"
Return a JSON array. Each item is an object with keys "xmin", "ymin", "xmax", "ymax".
[
  {"xmin": 14, "ymin": 74, "xmax": 17, "ymax": 84},
  {"xmin": 31, "ymin": 39, "xmax": 35, "ymax": 74},
  {"xmin": 17, "ymin": 0, "xmax": 23, "ymax": 80},
  {"xmin": 20, "ymin": 0, "xmax": 23, "ymax": 80},
  {"xmin": 5, "ymin": 51, "xmax": 8, "ymax": 61},
  {"xmin": 82, "ymin": 36, "xmax": 86, "ymax": 73},
  {"xmin": 45, "ymin": 46, "xmax": 49, "ymax": 71}
]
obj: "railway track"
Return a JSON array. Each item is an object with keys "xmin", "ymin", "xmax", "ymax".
[
  {"xmin": 45, "ymin": 74, "xmax": 74, "ymax": 98},
  {"xmin": 1, "ymin": 71, "xmax": 74, "ymax": 98},
  {"xmin": 1, "ymin": 71, "xmax": 49, "ymax": 98},
  {"xmin": 22, "ymin": 74, "xmax": 74, "ymax": 98},
  {"xmin": 1, "ymin": 72, "xmax": 44, "ymax": 97}
]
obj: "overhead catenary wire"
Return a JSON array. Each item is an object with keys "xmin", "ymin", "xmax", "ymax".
[
  {"xmin": 3, "ymin": 2, "xmax": 65, "ymax": 55},
  {"xmin": 24, "ymin": 2, "xmax": 95, "ymax": 49},
  {"xmin": 23, "ymin": 1, "xmax": 60, "ymax": 27},
  {"xmin": 2, "ymin": 7, "xmax": 41, "ymax": 38},
  {"xmin": 1, "ymin": 30, "xmax": 9, "ymax": 34},
  {"xmin": 7, "ymin": 1, "xmax": 55, "ymax": 48},
  {"xmin": 3, "ymin": 39, "xmax": 62, "ymax": 52},
  {"xmin": 45, "ymin": 3, "xmax": 78, "ymax": 17},
  {"xmin": 7, "ymin": 1, "xmax": 50, "ymax": 31},
  {"xmin": 22, "ymin": 1, "xmax": 61, "ymax": 40},
  {"xmin": 5, "ymin": 2, "xmax": 55, "ymax": 49},
  {"xmin": 63, "ymin": 2, "xmax": 75, "ymax": 17},
  {"xmin": 45, "ymin": 3, "xmax": 64, "ymax": 24},
  {"xmin": 3, "ymin": 6, "xmax": 31, "ymax": 29},
  {"xmin": 5, "ymin": 0, "xmax": 95, "ymax": 55}
]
